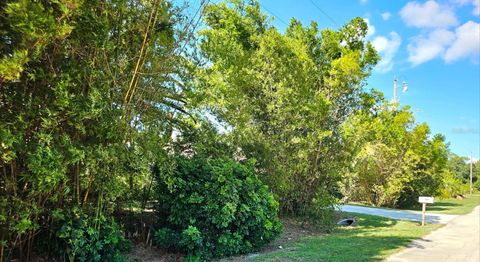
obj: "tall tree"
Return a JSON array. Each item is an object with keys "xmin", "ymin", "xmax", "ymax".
[
  {"xmin": 448, "ymin": 153, "xmax": 472, "ymax": 182},
  {"xmin": 0, "ymin": 0, "xmax": 193, "ymax": 258},
  {"xmin": 193, "ymin": 0, "xmax": 379, "ymax": 216},
  {"xmin": 342, "ymin": 99, "xmax": 451, "ymax": 207}
]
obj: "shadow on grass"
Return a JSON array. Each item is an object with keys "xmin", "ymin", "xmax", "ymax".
[
  {"xmin": 254, "ymin": 234, "xmax": 426, "ymax": 262},
  {"xmin": 253, "ymin": 213, "xmax": 437, "ymax": 262},
  {"xmin": 425, "ymin": 202, "xmax": 462, "ymax": 212},
  {"xmin": 403, "ymin": 201, "xmax": 463, "ymax": 213},
  {"xmin": 339, "ymin": 212, "xmax": 398, "ymax": 229}
]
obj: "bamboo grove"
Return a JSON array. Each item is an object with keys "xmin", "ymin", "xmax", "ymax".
[{"xmin": 0, "ymin": 0, "xmax": 476, "ymax": 261}]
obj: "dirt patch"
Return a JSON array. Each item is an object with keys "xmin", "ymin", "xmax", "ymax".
[
  {"xmin": 124, "ymin": 217, "xmax": 326, "ymax": 262},
  {"xmin": 219, "ymin": 218, "xmax": 325, "ymax": 261},
  {"xmin": 124, "ymin": 245, "xmax": 184, "ymax": 262}
]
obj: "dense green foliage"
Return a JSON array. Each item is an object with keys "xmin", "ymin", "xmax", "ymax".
[
  {"xmin": 194, "ymin": 0, "xmax": 378, "ymax": 217},
  {"xmin": 342, "ymin": 98, "xmax": 467, "ymax": 207},
  {"xmin": 48, "ymin": 209, "xmax": 130, "ymax": 262},
  {"xmin": 0, "ymin": 0, "xmax": 474, "ymax": 260},
  {"xmin": 153, "ymin": 156, "xmax": 282, "ymax": 260},
  {"xmin": 447, "ymin": 153, "xmax": 479, "ymax": 190},
  {"xmin": 0, "ymin": 0, "xmax": 186, "ymax": 259}
]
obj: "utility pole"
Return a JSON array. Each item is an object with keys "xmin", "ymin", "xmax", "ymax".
[
  {"xmin": 393, "ymin": 76, "xmax": 398, "ymax": 104},
  {"xmin": 470, "ymin": 154, "xmax": 473, "ymax": 194},
  {"xmin": 392, "ymin": 76, "xmax": 408, "ymax": 109}
]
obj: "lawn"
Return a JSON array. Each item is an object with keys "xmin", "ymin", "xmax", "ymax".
[
  {"xmin": 348, "ymin": 194, "xmax": 480, "ymax": 215},
  {"xmin": 248, "ymin": 194, "xmax": 479, "ymax": 261},
  {"xmin": 252, "ymin": 213, "xmax": 442, "ymax": 262},
  {"xmin": 407, "ymin": 194, "xmax": 480, "ymax": 215}
]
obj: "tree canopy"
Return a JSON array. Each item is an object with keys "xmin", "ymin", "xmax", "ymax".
[
  {"xmin": 194, "ymin": 1, "xmax": 379, "ymax": 216},
  {"xmin": 0, "ymin": 0, "xmax": 472, "ymax": 260},
  {"xmin": 342, "ymin": 100, "xmax": 451, "ymax": 207}
]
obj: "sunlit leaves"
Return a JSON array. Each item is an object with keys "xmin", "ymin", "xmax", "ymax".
[
  {"xmin": 342, "ymin": 102, "xmax": 452, "ymax": 207},
  {"xmin": 196, "ymin": 0, "xmax": 378, "ymax": 214}
]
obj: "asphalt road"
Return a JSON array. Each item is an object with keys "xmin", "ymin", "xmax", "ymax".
[{"xmin": 339, "ymin": 204, "xmax": 458, "ymax": 224}]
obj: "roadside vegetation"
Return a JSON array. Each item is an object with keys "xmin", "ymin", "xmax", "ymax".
[
  {"xmin": 254, "ymin": 213, "xmax": 442, "ymax": 262},
  {"xmin": 408, "ymin": 194, "xmax": 480, "ymax": 215},
  {"xmin": 0, "ymin": 0, "xmax": 478, "ymax": 261},
  {"xmin": 347, "ymin": 194, "xmax": 480, "ymax": 216}
]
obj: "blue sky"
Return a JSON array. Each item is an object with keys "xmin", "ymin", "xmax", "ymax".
[
  {"xmin": 250, "ymin": 0, "xmax": 479, "ymax": 159},
  {"xmin": 189, "ymin": 0, "xmax": 479, "ymax": 158}
]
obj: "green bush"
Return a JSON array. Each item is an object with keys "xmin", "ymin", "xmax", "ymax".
[
  {"xmin": 153, "ymin": 228, "xmax": 180, "ymax": 250},
  {"xmin": 47, "ymin": 209, "xmax": 130, "ymax": 262},
  {"xmin": 304, "ymin": 188, "xmax": 338, "ymax": 232},
  {"xmin": 439, "ymin": 171, "xmax": 468, "ymax": 198},
  {"xmin": 473, "ymin": 179, "xmax": 480, "ymax": 192},
  {"xmin": 153, "ymin": 156, "xmax": 282, "ymax": 259}
]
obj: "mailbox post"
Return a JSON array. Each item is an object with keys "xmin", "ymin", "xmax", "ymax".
[{"xmin": 418, "ymin": 196, "xmax": 434, "ymax": 226}]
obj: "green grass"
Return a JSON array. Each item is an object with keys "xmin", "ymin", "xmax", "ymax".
[
  {"xmin": 348, "ymin": 194, "xmax": 480, "ymax": 215},
  {"xmin": 407, "ymin": 194, "xmax": 480, "ymax": 215},
  {"xmin": 253, "ymin": 213, "xmax": 442, "ymax": 262},
  {"xmin": 246, "ymin": 194, "xmax": 479, "ymax": 261}
]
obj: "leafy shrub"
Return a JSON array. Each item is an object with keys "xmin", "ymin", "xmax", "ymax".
[
  {"xmin": 439, "ymin": 171, "xmax": 468, "ymax": 198},
  {"xmin": 153, "ymin": 156, "xmax": 282, "ymax": 259},
  {"xmin": 180, "ymin": 226, "xmax": 203, "ymax": 253},
  {"xmin": 304, "ymin": 188, "xmax": 338, "ymax": 232},
  {"xmin": 47, "ymin": 209, "xmax": 130, "ymax": 262},
  {"xmin": 153, "ymin": 228, "xmax": 180, "ymax": 250},
  {"xmin": 474, "ymin": 179, "xmax": 480, "ymax": 192}
]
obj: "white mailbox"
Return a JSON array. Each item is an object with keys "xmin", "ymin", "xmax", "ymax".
[
  {"xmin": 418, "ymin": 196, "xmax": 434, "ymax": 204},
  {"xmin": 418, "ymin": 196, "xmax": 434, "ymax": 226}
]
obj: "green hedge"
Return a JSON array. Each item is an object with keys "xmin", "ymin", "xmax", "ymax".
[
  {"xmin": 153, "ymin": 156, "xmax": 282, "ymax": 260},
  {"xmin": 40, "ymin": 208, "xmax": 131, "ymax": 262}
]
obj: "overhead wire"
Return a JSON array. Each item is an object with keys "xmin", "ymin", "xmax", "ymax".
[
  {"xmin": 258, "ymin": 2, "xmax": 289, "ymax": 26},
  {"xmin": 308, "ymin": 0, "xmax": 340, "ymax": 27}
]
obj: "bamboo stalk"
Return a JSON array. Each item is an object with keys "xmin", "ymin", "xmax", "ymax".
[
  {"xmin": 10, "ymin": 161, "xmax": 17, "ymax": 197},
  {"xmin": 123, "ymin": 0, "xmax": 160, "ymax": 108},
  {"xmin": 82, "ymin": 188, "xmax": 90, "ymax": 207},
  {"xmin": 76, "ymin": 163, "xmax": 80, "ymax": 205}
]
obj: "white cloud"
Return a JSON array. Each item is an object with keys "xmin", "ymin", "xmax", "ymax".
[
  {"xmin": 406, "ymin": 21, "xmax": 480, "ymax": 65},
  {"xmin": 452, "ymin": 0, "xmax": 471, "ymax": 4},
  {"xmin": 381, "ymin": 12, "xmax": 392, "ymax": 20},
  {"xmin": 444, "ymin": 21, "xmax": 480, "ymax": 62},
  {"xmin": 372, "ymin": 32, "xmax": 402, "ymax": 72},
  {"xmin": 407, "ymin": 29, "xmax": 455, "ymax": 65},
  {"xmin": 364, "ymin": 18, "xmax": 376, "ymax": 38},
  {"xmin": 452, "ymin": 127, "xmax": 480, "ymax": 134},
  {"xmin": 452, "ymin": 0, "xmax": 480, "ymax": 16},
  {"xmin": 400, "ymin": 0, "xmax": 458, "ymax": 28}
]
